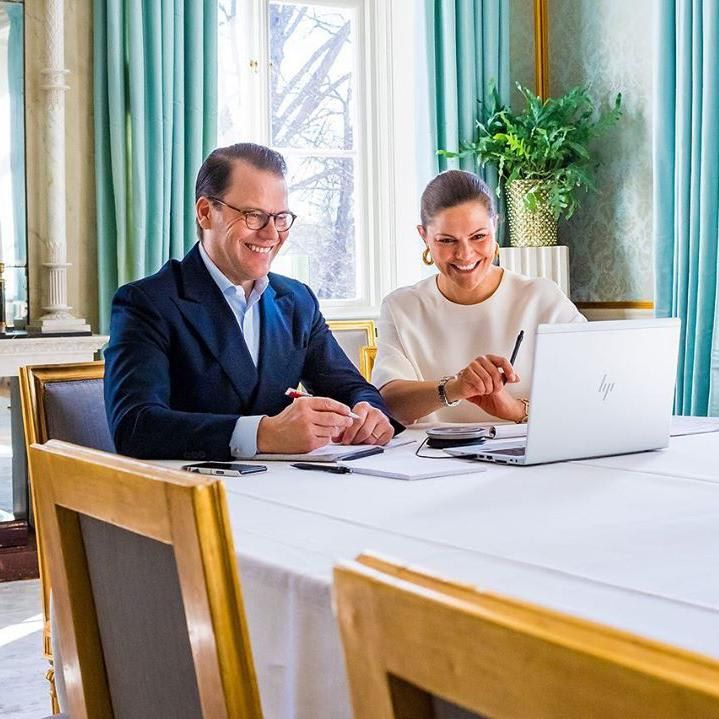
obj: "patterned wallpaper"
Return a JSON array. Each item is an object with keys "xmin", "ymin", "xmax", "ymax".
[
  {"xmin": 508, "ymin": 0, "xmax": 535, "ymax": 105},
  {"xmin": 508, "ymin": 0, "xmax": 655, "ymax": 302}
]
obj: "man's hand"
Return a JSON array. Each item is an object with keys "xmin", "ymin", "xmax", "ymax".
[
  {"xmin": 257, "ymin": 396, "xmax": 354, "ymax": 453},
  {"xmin": 337, "ymin": 401, "xmax": 394, "ymax": 446}
]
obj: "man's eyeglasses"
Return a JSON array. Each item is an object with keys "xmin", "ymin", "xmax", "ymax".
[{"xmin": 208, "ymin": 197, "xmax": 297, "ymax": 232}]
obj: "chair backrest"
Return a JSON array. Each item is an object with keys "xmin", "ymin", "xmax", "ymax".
[
  {"xmin": 19, "ymin": 361, "xmax": 114, "ymax": 670},
  {"xmin": 333, "ymin": 553, "xmax": 719, "ymax": 719},
  {"xmin": 29, "ymin": 440, "xmax": 263, "ymax": 719},
  {"xmin": 360, "ymin": 345, "xmax": 377, "ymax": 382},
  {"xmin": 20, "ymin": 361, "xmax": 113, "ymax": 451},
  {"xmin": 327, "ymin": 320, "xmax": 376, "ymax": 379}
]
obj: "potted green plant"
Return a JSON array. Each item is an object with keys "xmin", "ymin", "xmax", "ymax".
[{"xmin": 443, "ymin": 84, "xmax": 622, "ymax": 247}]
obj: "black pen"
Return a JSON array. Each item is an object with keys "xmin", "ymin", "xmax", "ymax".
[
  {"xmin": 291, "ymin": 462, "xmax": 352, "ymax": 474},
  {"xmin": 504, "ymin": 329, "xmax": 524, "ymax": 384},
  {"xmin": 336, "ymin": 446, "xmax": 384, "ymax": 461}
]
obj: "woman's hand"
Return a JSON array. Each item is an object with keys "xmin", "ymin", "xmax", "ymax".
[
  {"xmin": 466, "ymin": 389, "xmax": 526, "ymax": 422},
  {"xmin": 445, "ymin": 354, "xmax": 519, "ymax": 403},
  {"xmin": 444, "ymin": 354, "xmax": 524, "ymax": 422}
]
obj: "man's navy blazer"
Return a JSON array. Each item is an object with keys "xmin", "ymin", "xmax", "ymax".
[{"xmin": 104, "ymin": 244, "xmax": 399, "ymax": 459}]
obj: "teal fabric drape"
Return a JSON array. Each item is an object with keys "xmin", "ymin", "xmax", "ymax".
[
  {"xmin": 425, "ymin": 0, "xmax": 509, "ymax": 241},
  {"xmin": 654, "ymin": 0, "xmax": 719, "ymax": 416},
  {"xmin": 7, "ymin": 4, "xmax": 26, "ymax": 264},
  {"xmin": 426, "ymin": 0, "xmax": 509, "ymax": 175},
  {"xmin": 94, "ymin": 0, "xmax": 217, "ymax": 332}
]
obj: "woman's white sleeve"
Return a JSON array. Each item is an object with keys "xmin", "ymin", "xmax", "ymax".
[
  {"xmin": 371, "ymin": 299, "xmax": 420, "ymax": 389},
  {"xmin": 553, "ymin": 287, "xmax": 587, "ymax": 323}
]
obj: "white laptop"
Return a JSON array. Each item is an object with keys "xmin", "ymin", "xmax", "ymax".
[{"xmin": 446, "ymin": 319, "xmax": 681, "ymax": 466}]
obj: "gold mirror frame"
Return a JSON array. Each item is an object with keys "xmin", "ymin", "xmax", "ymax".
[
  {"xmin": 534, "ymin": 0, "xmax": 549, "ymax": 99},
  {"xmin": 531, "ymin": 1, "xmax": 653, "ymax": 312}
]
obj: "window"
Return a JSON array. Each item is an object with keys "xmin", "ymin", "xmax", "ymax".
[{"xmin": 218, "ymin": 0, "xmax": 393, "ymax": 317}]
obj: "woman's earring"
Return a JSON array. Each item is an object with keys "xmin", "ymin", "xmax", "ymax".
[
  {"xmin": 494, "ymin": 244, "xmax": 501, "ymax": 264},
  {"xmin": 422, "ymin": 247, "xmax": 434, "ymax": 266}
]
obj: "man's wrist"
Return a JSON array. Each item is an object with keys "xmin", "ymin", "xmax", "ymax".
[
  {"xmin": 256, "ymin": 415, "xmax": 274, "ymax": 453},
  {"xmin": 230, "ymin": 415, "xmax": 265, "ymax": 457}
]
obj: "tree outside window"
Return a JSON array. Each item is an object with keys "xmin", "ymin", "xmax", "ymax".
[{"xmin": 219, "ymin": 1, "xmax": 361, "ymax": 301}]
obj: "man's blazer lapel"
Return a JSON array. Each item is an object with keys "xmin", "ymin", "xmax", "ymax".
[{"xmin": 174, "ymin": 245, "xmax": 259, "ymax": 405}]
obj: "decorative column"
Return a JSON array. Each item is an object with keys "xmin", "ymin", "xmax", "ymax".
[{"xmin": 31, "ymin": 0, "xmax": 90, "ymax": 334}]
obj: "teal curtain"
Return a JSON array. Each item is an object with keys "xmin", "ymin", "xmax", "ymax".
[
  {"xmin": 425, "ymin": 0, "xmax": 509, "ymax": 239},
  {"xmin": 654, "ymin": 0, "xmax": 719, "ymax": 416},
  {"xmin": 426, "ymin": 0, "xmax": 509, "ymax": 173},
  {"xmin": 94, "ymin": 0, "xmax": 218, "ymax": 332},
  {"xmin": 6, "ymin": 4, "xmax": 26, "ymax": 264}
]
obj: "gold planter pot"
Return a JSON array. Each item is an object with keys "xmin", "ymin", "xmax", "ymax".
[{"xmin": 505, "ymin": 179, "xmax": 558, "ymax": 247}]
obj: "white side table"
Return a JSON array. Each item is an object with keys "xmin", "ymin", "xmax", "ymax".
[
  {"xmin": 499, "ymin": 245, "xmax": 570, "ymax": 295},
  {"xmin": 0, "ymin": 335, "xmax": 108, "ymax": 523},
  {"xmin": 0, "ymin": 334, "xmax": 108, "ymax": 376}
]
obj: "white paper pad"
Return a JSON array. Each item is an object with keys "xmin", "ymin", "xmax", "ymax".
[
  {"xmin": 337, "ymin": 454, "xmax": 484, "ymax": 480},
  {"xmin": 254, "ymin": 436, "xmax": 415, "ymax": 462},
  {"xmin": 671, "ymin": 415, "xmax": 719, "ymax": 436},
  {"xmin": 486, "ymin": 423, "xmax": 528, "ymax": 440}
]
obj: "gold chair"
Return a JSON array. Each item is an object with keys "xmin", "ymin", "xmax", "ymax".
[
  {"xmin": 359, "ymin": 345, "xmax": 377, "ymax": 381},
  {"xmin": 20, "ymin": 361, "xmax": 112, "ymax": 712},
  {"xmin": 327, "ymin": 320, "xmax": 376, "ymax": 380},
  {"xmin": 29, "ymin": 439, "xmax": 263, "ymax": 719},
  {"xmin": 334, "ymin": 553, "xmax": 719, "ymax": 719}
]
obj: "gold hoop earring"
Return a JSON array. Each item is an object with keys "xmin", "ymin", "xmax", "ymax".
[
  {"xmin": 494, "ymin": 244, "xmax": 500, "ymax": 263},
  {"xmin": 422, "ymin": 247, "xmax": 434, "ymax": 266}
]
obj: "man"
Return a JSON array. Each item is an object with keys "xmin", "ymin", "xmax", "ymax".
[{"xmin": 104, "ymin": 143, "xmax": 398, "ymax": 459}]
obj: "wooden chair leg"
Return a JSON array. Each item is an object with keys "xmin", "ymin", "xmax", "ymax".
[
  {"xmin": 47, "ymin": 662, "xmax": 60, "ymax": 714},
  {"xmin": 43, "ymin": 621, "xmax": 60, "ymax": 713}
]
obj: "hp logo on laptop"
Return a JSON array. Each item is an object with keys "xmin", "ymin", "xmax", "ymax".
[{"xmin": 598, "ymin": 374, "xmax": 615, "ymax": 400}]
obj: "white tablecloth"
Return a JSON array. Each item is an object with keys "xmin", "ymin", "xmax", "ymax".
[{"xmin": 163, "ymin": 427, "xmax": 719, "ymax": 719}]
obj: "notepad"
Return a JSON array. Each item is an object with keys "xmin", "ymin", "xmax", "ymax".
[
  {"xmin": 489, "ymin": 423, "xmax": 528, "ymax": 440},
  {"xmin": 254, "ymin": 437, "xmax": 415, "ymax": 462},
  {"xmin": 336, "ymin": 454, "xmax": 484, "ymax": 481},
  {"xmin": 422, "ymin": 421, "xmax": 528, "ymax": 441},
  {"xmin": 670, "ymin": 416, "xmax": 719, "ymax": 436}
]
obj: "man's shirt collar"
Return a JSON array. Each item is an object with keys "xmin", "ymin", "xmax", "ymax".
[{"xmin": 198, "ymin": 241, "xmax": 269, "ymax": 303}]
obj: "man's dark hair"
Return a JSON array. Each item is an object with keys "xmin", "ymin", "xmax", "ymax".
[
  {"xmin": 420, "ymin": 169, "xmax": 496, "ymax": 226},
  {"xmin": 194, "ymin": 143, "xmax": 287, "ymax": 239}
]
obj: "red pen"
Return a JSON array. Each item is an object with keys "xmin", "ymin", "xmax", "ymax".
[{"xmin": 284, "ymin": 388, "xmax": 361, "ymax": 420}]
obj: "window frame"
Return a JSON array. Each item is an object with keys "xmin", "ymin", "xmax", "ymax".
[{"xmin": 219, "ymin": 0, "xmax": 397, "ymax": 319}]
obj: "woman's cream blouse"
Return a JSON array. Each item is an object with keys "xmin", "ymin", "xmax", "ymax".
[{"xmin": 372, "ymin": 270, "xmax": 586, "ymax": 423}]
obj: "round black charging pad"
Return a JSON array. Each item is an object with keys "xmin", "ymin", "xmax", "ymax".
[
  {"xmin": 426, "ymin": 435, "xmax": 488, "ymax": 450},
  {"xmin": 425, "ymin": 425, "xmax": 495, "ymax": 450}
]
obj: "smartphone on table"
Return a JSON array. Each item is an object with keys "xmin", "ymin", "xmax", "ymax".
[{"xmin": 182, "ymin": 461, "xmax": 267, "ymax": 477}]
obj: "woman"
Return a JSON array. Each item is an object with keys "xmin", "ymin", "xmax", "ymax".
[{"xmin": 372, "ymin": 170, "xmax": 585, "ymax": 425}]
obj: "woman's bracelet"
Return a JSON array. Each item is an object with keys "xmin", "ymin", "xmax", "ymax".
[
  {"xmin": 515, "ymin": 397, "xmax": 530, "ymax": 424},
  {"xmin": 437, "ymin": 375, "xmax": 460, "ymax": 407}
]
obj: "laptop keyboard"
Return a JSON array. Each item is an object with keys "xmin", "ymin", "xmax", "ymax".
[{"xmin": 489, "ymin": 447, "xmax": 526, "ymax": 456}]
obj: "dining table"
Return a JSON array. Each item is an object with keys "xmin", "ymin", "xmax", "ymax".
[{"xmin": 161, "ymin": 420, "xmax": 719, "ymax": 719}]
